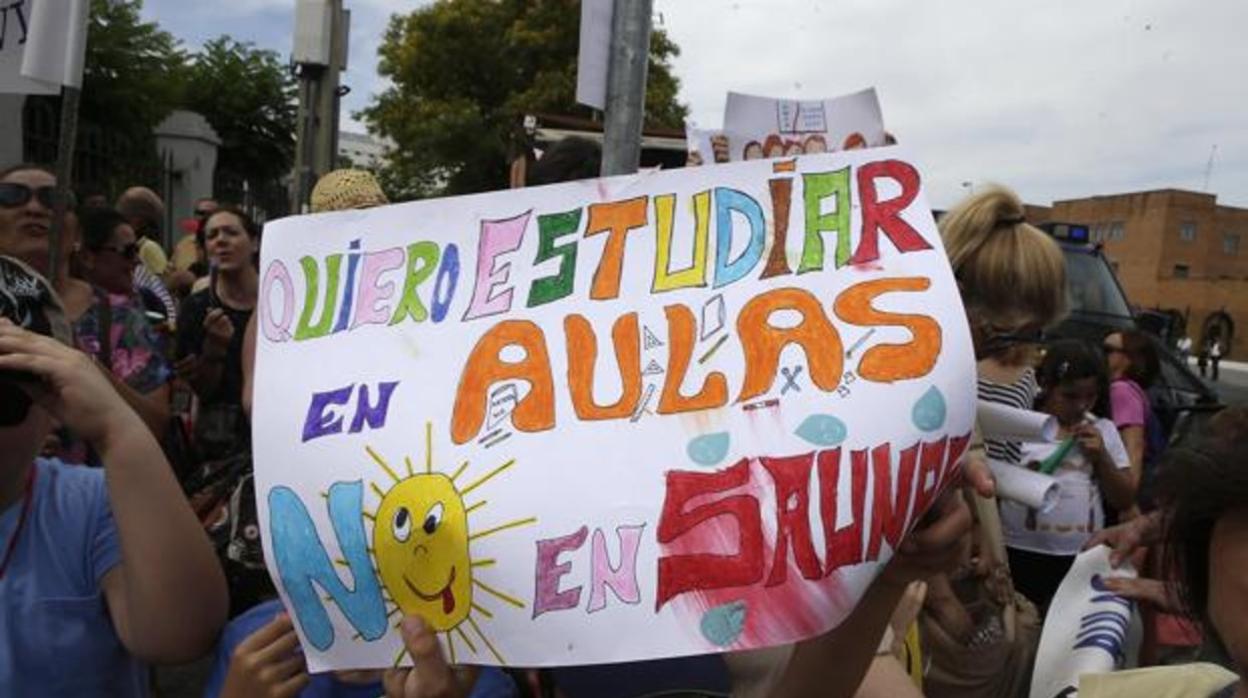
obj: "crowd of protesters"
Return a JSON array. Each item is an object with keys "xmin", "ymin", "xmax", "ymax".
[{"xmin": 0, "ymin": 142, "xmax": 1244, "ymax": 698}]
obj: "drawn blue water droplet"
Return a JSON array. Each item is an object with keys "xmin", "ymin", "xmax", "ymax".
[
  {"xmin": 687, "ymin": 432, "xmax": 730, "ymax": 466},
  {"xmin": 795, "ymin": 414, "xmax": 847, "ymax": 447},
  {"xmin": 700, "ymin": 600, "xmax": 747, "ymax": 647},
  {"xmin": 912, "ymin": 386, "xmax": 946, "ymax": 432}
]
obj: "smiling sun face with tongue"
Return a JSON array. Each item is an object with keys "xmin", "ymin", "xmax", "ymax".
[
  {"xmin": 365, "ymin": 424, "xmax": 536, "ymax": 666},
  {"xmin": 373, "ymin": 473, "xmax": 471, "ymax": 630}
]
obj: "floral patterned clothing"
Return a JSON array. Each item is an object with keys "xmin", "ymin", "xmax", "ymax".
[{"xmin": 73, "ymin": 290, "xmax": 173, "ymax": 392}]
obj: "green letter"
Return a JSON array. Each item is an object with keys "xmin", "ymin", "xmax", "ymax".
[
  {"xmin": 389, "ymin": 241, "xmax": 441, "ymax": 324},
  {"xmin": 526, "ymin": 209, "xmax": 582, "ymax": 307},
  {"xmin": 799, "ymin": 167, "xmax": 852, "ymax": 273},
  {"xmin": 295, "ymin": 254, "xmax": 342, "ymax": 340}
]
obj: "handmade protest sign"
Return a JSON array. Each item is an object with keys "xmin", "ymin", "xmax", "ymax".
[
  {"xmin": 1030, "ymin": 546, "xmax": 1138, "ymax": 698},
  {"xmin": 722, "ymin": 88, "xmax": 887, "ymax": 162},
  {"xmin": 253, "ymin": 146, "xmax": 976, "ymax": 670}
]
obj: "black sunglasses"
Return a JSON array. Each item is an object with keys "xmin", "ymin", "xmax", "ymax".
[
  {"xmin": 0, "ymin": 182, "xmax": 60, "ymax": 209},
  {"xmin": 978, "ymin": 326, "xmax": 1048, "ymax": 359}
]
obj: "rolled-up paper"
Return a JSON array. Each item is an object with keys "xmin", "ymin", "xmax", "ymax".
[
  {"xmin": 989, "ymin": 459, "xmax": 1061, "ymax": 512},
  {"xmin": 977, "ymin": 401, "xmax": 1059, "ymax": 442}
]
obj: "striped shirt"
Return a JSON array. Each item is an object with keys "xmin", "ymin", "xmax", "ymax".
[{"xmin": 978, "ymin": 367, "xmax": 1038, "ymax": 465}]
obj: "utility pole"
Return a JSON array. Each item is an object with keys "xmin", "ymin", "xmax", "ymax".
[
  {"xmin": 600, "ymin": 0, "xmax": 652, "ymax": 177},
  {"xmin": 292, "ymin": 0, "xmax": 348, "ymax": 213}
]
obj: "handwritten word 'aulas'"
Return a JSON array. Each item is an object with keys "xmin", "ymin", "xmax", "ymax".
[
  {"xmin": 450, "ymin": 277, "xmax": 941, "ymax": 444},
  {"xmin": 258, "ymin": 159, "xmax": 929, "ymax": 344}
]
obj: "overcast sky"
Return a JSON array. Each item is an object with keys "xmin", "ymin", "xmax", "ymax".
[{"xmin": 143, "ymin": 0, "xmax": 1246, "ymax": 209}]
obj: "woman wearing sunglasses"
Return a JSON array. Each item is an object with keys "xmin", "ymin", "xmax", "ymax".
[
  {"xmin": 0, "ymin": 164, "xmax": 65, "ymax": 277},
  {"xmin": 0, "ymin": 165, "xmax": 93, "ymax": 315},
  {"xmin": 1102, "ymin": 329, "xmax": 1160, "ymax": 514},
  {"xmin": 56, "ymin": 207, "xmax": 173, "ymax": 464}
]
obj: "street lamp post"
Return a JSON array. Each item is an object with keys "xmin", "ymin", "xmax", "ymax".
[
  {"xmin": 600, "ymin": 0, "xmax": 653, "ymax": 177},
  {"xmin": 291, "ymin": 0, "xmax": 347, "ymax": 213}
]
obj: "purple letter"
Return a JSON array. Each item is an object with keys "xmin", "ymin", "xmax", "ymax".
[
  {"xmin": 462, "ymin": 211, "xmax": 532, "ymax": 321},
  {"xmin": 302, "ymin": 384, "xmax": 355, "ymax": 442},
  {"xmin": 533, "ymin": 525, "xmax": 588, "ymax": 618},
  {"xmin": 587, "ymin": 525, "xmax": 644, "ymax": 613},
  {"xmin": 348, "ymin": 381, "xmax": 400, "ymax": 434}
]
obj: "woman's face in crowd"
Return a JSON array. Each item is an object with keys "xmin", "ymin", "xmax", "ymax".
[
  {"xmin": 0, "ymin": 169, "xmax": 55, "ymax": 271},
  {"xmin": 204, "ymin": 212, "xmax": 256, "ymax": 272},
  {"xmin": 1102, "ymin": 332, "xmax": 1130, "ymax": 378},
  {"xmin": 92, "ymin": 223, "xmax": 139, "ymax": 295},
  {"xmin": 1044, "ymin": 376, "xmax": 1098, "ymax": 426},
  {"xmin": 1208, "ymin": 509, "xmax": 1248, "ymax": 674}
]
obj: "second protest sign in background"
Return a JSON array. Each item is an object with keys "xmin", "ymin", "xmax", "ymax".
[{"xmin": 254, "ymin": 146, "xmax": 974, "ymax": 670}]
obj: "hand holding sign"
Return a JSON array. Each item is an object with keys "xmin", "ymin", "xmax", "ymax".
[{"xmin": 381, "ymin": 617, "xmax": 479, "ymax": 698}]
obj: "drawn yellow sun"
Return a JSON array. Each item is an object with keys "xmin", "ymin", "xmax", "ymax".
[{"xmin": 361, "ymin": 423, "xmax": 535, "ymax": 666}]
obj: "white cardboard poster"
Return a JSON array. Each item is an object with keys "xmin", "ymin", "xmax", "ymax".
[
  {"xmin": 574, "ymin": 0, "xmax": 611, "ymax": 110},
  {"xmin": 254, "ymin": 146, "xmax": 976, "ymax": 671},
  {"xmin": 722, "ymin": 88, "xmax": 887, "ymax": 162},
  {"xmin": 1029, "ymin": 546, "xmax": 1138, "ymax": 698},
  {"xmin": 0, "ymin": 0, "xmax": 88, "ymax": 95}
]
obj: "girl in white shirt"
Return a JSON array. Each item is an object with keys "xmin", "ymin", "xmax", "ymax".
[{"xmin": 1000, "ymin": 340, "xmax": 1137, "ymax": 612}]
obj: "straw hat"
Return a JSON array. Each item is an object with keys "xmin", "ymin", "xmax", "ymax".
[{"xmin": 310, "ymin": 169, "xmax": 389, "ymax": 213}]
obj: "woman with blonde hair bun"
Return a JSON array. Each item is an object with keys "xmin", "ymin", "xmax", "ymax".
[
  {"xmin": 918, "ymin": 184, "xmax": 1069, "ymax": 698},
  {"xmin": 940, "ymin": 184, "xmax": 1067, "ymax": 354}
]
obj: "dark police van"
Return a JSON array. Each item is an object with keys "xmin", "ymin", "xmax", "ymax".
[{"xmin": 1039, "ymin": 222, "xmax": 1220, "ymax": 437}]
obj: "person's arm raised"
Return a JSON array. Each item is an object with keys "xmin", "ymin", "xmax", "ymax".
[{"xmin": 0, "ymin": 318, "xmax": 228, "ymax": 662}]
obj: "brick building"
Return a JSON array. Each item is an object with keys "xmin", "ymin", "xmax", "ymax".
[{"xmin": 1030, "ymin": 189, "xmax": 1246, "ymax": 359}]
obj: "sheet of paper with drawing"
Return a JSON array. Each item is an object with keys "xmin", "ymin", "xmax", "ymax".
[
  {"xmin": 253, "ymin": 146, "xmax": 976, "ymax": 670},
  {"xmin": 722, "ymin": 88, "xmax": 887, "ymax": 161}
]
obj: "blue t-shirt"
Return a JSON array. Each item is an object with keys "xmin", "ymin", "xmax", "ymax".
[
  {"xmin": 204, "ymin": 599, "xmax": 519, "ymax": 698},
  {"xmin": 0, "ymin": 458, "xmax": 146, "ymax": 697}
]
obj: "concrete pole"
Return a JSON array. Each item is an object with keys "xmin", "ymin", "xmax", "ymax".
[
  {"xmin": 313, "ymin": 0, "xmax": 344, "ymax": 176},
  {"xmin": 291, "ymin": 70, "xmax": 319, "ymax": 213},
  {"xmin": 290, "ymin": 0, "xmax": 344, "ymax": 213},
  {"xmin": 600, "ymin": 0, "xmax": 652, "ymax": 177}
]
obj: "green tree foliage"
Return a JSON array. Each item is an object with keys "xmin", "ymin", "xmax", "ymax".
[
  {"xmin": 32, "ymin": 0, "xmax": 187, "ymax": 193},
  {"xmin": 80, "ymin": 0, "xmax": 186, "ymax": 149},
  {"xmin": 180, "ymin": 37, "xmax": 297, "ymax": 201},
  {"xmin": 33, "ymin": 2, "xmax": 295, "ymax": 211},
  {"xmin": 362, "ymin": 0, "xmax": 688, "ymax": 199}
]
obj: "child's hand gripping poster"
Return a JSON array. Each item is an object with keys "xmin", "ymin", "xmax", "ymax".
[{"xmin": 253, "ymin": 146, "xmax": 976, "ymax": 671}]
